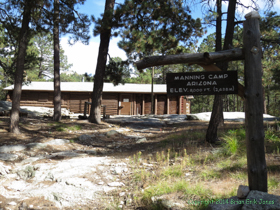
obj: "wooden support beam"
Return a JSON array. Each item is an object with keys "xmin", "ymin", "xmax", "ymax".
[
  {"xmin": 167, "ymin": 95, "xmax": 170, "ymax": 115},
  {"xmin": 154, "ymin": 94, "xmax": 157, "ymax": 115},
  {"xmin": 179, "ymin": 96, "xmax": 182, "ymax": 115},
  {"xmin": 244, "ymin": 11, "xmax": 267, "ymax": 192},
  {"xmin": 142, "ymin": 94, "xmax": 145, "ymax": 115},
  {"xmin": 133, "ymin": 94, "xmax": 136, "ymax": 115},
  {"xmin": 136, "ymin": 48, "xmax": 244, "ymax": 71}
]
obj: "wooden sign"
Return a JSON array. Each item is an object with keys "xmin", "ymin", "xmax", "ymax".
[{"xmin": 166, "ymin": 71, "xmax": 238, "ymax": 96}]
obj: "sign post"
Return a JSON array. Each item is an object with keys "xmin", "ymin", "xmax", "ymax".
[
  {"xmin": 137, "ymin": 11, "xmax": 267, "ymax": 193},
  {"xmin": 243, "ymin": 12, "xmax": 267, "ymax": 192}
]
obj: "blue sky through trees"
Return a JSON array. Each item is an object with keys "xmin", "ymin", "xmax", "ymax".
[{"xmin": 60, "ymin": 0, "xmax": 280, "ymax": 76}]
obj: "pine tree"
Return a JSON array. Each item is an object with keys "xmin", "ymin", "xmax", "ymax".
[
  {"xmin": 8, "ymin": 0, "xmax": 33, "ymax": 134},
  {"xmin": 42, "ymin": 0, "xmax": 90, "ymax": 122},
  {"xmin": 116, "ymin": 0, "xmax": 203, "ymax": 60},
  {"xmin": 89, "ymin": 0, "xmax": 115, "ymax": 124}
]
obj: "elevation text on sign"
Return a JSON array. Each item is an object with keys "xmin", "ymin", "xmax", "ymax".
[{"xmin": 167, "ymin": 71, "xmax": 238, "ymax": 96}]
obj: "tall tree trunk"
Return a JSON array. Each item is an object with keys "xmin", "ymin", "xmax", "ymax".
[
  {"xmin": 9, "ymin": 1, "xmax": 32, "ymax": 134},
  {"xmin": 206, "ymin": 0, "xmax": 237, "ymax": 143},
  {"xmin": 206, "ymin": 0, "xmax": 223, "ymax": 143},
  {"xmin": 89, "ymin": 0, "xmax": 115, "ymax": 124},
  {"xmin": 53, "ymin": 0, "xmax": 61, "ymax": 122}
]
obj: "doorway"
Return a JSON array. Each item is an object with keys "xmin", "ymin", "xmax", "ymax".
[{"xmin": 120, "ymin": 94, "xmax": 132, "ymax": 115}]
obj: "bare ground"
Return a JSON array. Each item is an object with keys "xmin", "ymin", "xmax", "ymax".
[{"xmin": 0, "ymin": 116, "xmax": 279, "ymax": 209}]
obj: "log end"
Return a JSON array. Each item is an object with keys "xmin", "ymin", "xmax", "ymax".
[{"xmin": 245, "ymin": 11, "xmax": 261, "ymax": 19}]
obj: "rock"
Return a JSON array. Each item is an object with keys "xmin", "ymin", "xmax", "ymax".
[
  {"xmin": 7, "ymin": 201, "xmax": 17, "ymax": 206},
  {"xmin": 119, "ymin": 192, "xmax": 125, "ymax": 197},
  {"xmin": 186, "ymin": 114, "xmax": 199, "ymax": 120},
  {"xmin": 107, "ymin": 182, "xmax": 125, "ymax": 187},
  {"xmin": 0, "ymin": 162, "xmax": 11, "ymax": 176},
  {"xmin": 17, "ymin": 165, "xmax": 36, "ymax": 180},
  {"xmin": 106, "ymin": 130, "xmax": 119, "ymax": 137},
  {"xmin": 79, "ymin": 134, "xmax": 95, "ymax": 141},
  {"xmin": 207, "ymin": 196, "xmax": 244, "ymax": 210},
  {"xmin": 242, "ymin": 190, "xmax": 280, "ymax": 210},
  {"xmin": 26, "ymin": 143, "xmax": 46, "ymax": 150},
  {"xmin": 136, "ymin": 137, "xmax": 147, "ymax": 143},
  {"xmin": 46, "ymin": 139, "xmax": 70, "ymax": 145},
  {"xmin": 65, "ymin": 178, "xmax": 92, "ymax": 188},
  {"xmin": 126, "ymin": 135, "xmax": 145, "ymax": 139},
  {"xmin": 45, "ymin": 172, "xmax": 55, "ymax": 181},
  {"xmin": 86, "ymin": 150, "xmax": 97, "ymax": 155},
  {"xmin": 20, "ymin": 157, "xmax": 41, "ymax": 165},
  {"xmin": 116, "ymin": 128, "xmax": 130, "ymax": 132},
  {"xmin": 0, "ymin": 101, "xmax": 12, "ymax": 110},
  {"xmin": 7, "ymin": 180, "xmax": 28, "ymax": 191},
  {"xmin": 0, "ymin": 153, "xmax": 18, "ymax": 161},
  {"xmin": 48, "ymin": 151, "xmax": 84, "ymax": 158},
  {"xmin": 111, "ymin": 166, "xmax": 128, "ymax": 175},
  {"xmin": 52, "ymin": 192, "xmax": 61, "ymax": 202},
  {"xmin": 106, "ymin": 144, "xmax": 114, "ymax": 148},
  {"xmin": 18, "ymin": 201, "xmax": 28, "ymax": 210},
  {"xmin": 0, "ymin": 144, "xmax": 26, "ymax": 153},
  {"xmin": 237, "ymin": 185, "xmax": 250, "ymax": 199}
]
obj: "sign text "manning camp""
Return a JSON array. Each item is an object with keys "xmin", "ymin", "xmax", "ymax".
[{"xmin": 166, "ymin": 71, "xmax": 238, "ymax": 96}]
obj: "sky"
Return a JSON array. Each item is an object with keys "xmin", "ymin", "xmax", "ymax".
[{"xmin": 60, "ymin": 0, "xmax": 280, "ymax": 76}]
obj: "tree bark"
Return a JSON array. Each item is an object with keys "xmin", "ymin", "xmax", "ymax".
[
  {"xmin": 89, "ymin": 0, "xmax": 115, "ymax": 124},
  {"xmin": 243, "ymin": 12, "xmax": 267, "ymax": 192},
  {"xmin": 206, "ymin": 0, "xmax": 224, "ymax": 143},
  {"xmin": 206, "ymin": 0, "xmax": 237, "ymax": 143},
  {"xmin": 53, "ymin": 0, "xmax": 61, "ymax": 122},
  {"xmin": 9, "ymin": 1, "xmax": 32, "ymax": 134}
]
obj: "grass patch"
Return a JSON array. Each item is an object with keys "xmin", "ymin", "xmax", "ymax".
[
  {"xmin": 142, "ymin": 180, "xmax": 214, "ymax": 209},
  {"xmin": 230, "ymin": 171, "xmax": 247, "ymax": 181},
  {"xmin": 200, "ymin": 168, "xmax": 221, "ymax": 180},
  {"xmin": 220, "ymin": 129, "xmax": 246, "ymax": 156},
  {"xmin": 47, "ymin": 122, "xmax": 82, "ymax": 132},
  {"xmin": 265, "ymin": 128, "xmax": 280, "ymax": 154},
  {"xmin": 56, "ymin": 126, "xmax": 66, "ymax": 132},
  {"xmin": 217, "ymin": 157, "xmax": 247, "ymax": 172},
  {"xmin": 67, "ymin": 125, "xmax": 82, "ymax": 131},
  {"xmin": 268, "ymin": 177, "xmax": 280, "ymax": 190},
  {"xmin": 162, "ymin": 165, "xmax": 183, "ymax": 178},
  {"xmin": 266, "ymin": 129, "xmax": 280, "ymax": 142},
  {"xmin": 162, "ymin": 131, "xmax": 204, "ymax": 148},
  {"xmin": 123, "ymin": 127, "xmax": 280, "ymax": 209}
]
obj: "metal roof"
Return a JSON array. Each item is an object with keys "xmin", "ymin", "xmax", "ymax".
[{"xmin": 4, "ymin": 82, "xmax": 167, "ymax": 93}]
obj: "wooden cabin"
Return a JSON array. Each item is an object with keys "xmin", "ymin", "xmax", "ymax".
[{"xmin": 4, "ymin": 82, "xmax": 192, "ymax": 115}]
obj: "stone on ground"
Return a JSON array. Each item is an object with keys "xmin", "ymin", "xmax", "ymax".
[
  {"xmin": 237, "ymin": 185, "xmax": 250, "ymax": 199},
  {"xmin": 242, "ymin": 190, "xmax": 280, "ymax": 210}
]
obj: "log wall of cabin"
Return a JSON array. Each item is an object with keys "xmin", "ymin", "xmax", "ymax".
[
  {"xmin": 7, "ymin": 90, "xmax": 187, "ymax": 115},
  {"xmin": 101, "ymin": 93, "xmax": 118, "ymax": 115}
]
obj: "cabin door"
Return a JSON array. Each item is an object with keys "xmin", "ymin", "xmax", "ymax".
[{"xmin": 120, "ymin": 94, "xmax": 132, "ymax": 115}]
